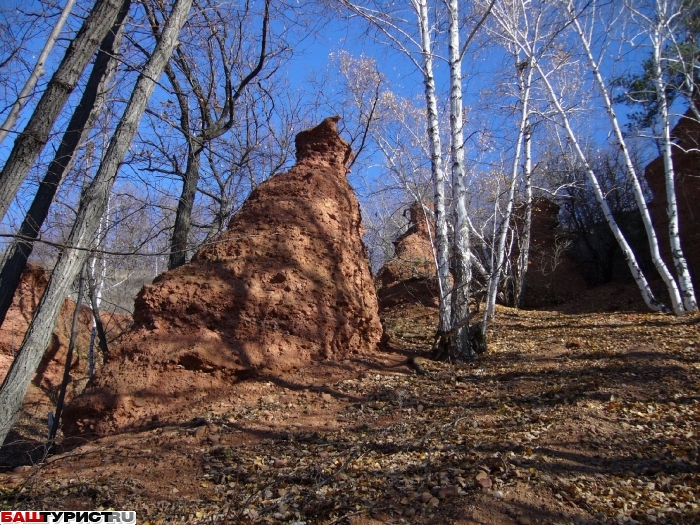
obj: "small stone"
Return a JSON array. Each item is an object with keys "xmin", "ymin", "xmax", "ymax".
[
  {"xmin": 416, "ymin": 404, "xmax": 424, "ymax": 413},
  {"xmin": 194, "ymin": 426, "xmax": 207, "ymax": 438},
  {"xmin": 492, "ymin": 490, "xmax": 504, "ymax": 499},
  {"xmin": 273, "ymin": 459, "xmax": 288, "ymax": 468},
  {"xmin": 404, "ymin": 508, "xmax": 416, "ymax": 518},
  {"xmin": 321, "ymin": 392, "xmax": 333, "ymax": 402},
  {"xmin": 516, "ymin": 517, "xmax": 531, "ymax": 525},
  {"xmin": 418, "ymin": 492, "xmax": 432, "ymax": 503},
  {"xmin": 437, "ymin": 485, "xmax": 458, "ymax": 498},
  {"xmin": 477, "ymin": 477, "xmax": 493, "ymax": 489}
]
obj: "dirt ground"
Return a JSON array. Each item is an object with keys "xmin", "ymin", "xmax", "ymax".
[{"xmin": 0, "ymin": 283, "xmax": 698, "ymax": 524}]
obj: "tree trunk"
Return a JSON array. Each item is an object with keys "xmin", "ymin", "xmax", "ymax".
[
  {"xmin": 484, "ymin": 58, "xmax": 533, "ymax": 323},
  {"xmin": 87, "ymin": 253, "xmax": 110, "ymax": 361},
  {"xmin": 651, "ymin": 27, "xmax": 698, "ymax": 311},
  {"xmin": 48, "ymin": 263, "xmax": 85, "ymax": 444},
  {"xmin": 0, "ymin": 0, "xmax": 130, "ymax": 330},
  {"xmin": 414, "ymin": 0, "xmax": 451, "ymax": 334},
  {"xmin": 514, "ymin": 116, "xmax": 532, "ymax": 307},
  {"xmin": 0, "ymin": 0, "xmax": 77, "ymax": 147},
  {"xmin": 446, "ymin": 0, "xmax": 471, "ymax": 360},
  {"xmin": 0, "ymin": 0, "xmax": 192, "ymax": 446},
  {"xmin": 168, "ymin": 145, "xmax": 202, "ymax": 269},
  {"xmin": 0, "ymin": 0, "xmax": 128, "ymax": 222}
]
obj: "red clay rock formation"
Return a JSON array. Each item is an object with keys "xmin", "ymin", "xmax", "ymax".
[
  {"xmin": 517, "ymin": 198, "xmax": 588, "ymax": 307},
  {"xmin": 644, "ymin": 107, "xmax": 700, "ymax": 289},
  {"xmin": 64, "ymin": 117, "xmax": 382, "ymax": 435},
  {"xmin": 376, "ymin": 202, "xmax": 439, "ymax": 308},
  {"xmin": 0, "ymin": 265, "xmax": 128, "ymax": 403}
]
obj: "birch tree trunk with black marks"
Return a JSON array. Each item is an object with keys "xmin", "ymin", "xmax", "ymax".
[
  {"xmin": 413, "ymin": 0, "xmax": 452, "ymax": 335},
  {"xmin": 647, "ymin": 7, "xmax": 697, "ymax": 312},
  {"xmin": 446, "ymin": 0, "xmax": 471, "ymax": 359},
  {"xmin": 484, "ymin": 55, "xmax": 533, "ymax": 323},
  {"xmin": 514, "ymin": 115, "xmax": 532, "ymax": 307}
]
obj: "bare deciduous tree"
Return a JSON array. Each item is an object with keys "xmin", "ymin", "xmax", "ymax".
[{"xmin": 0, "ymin": 0, "xmax": 192, "ymax": 446}]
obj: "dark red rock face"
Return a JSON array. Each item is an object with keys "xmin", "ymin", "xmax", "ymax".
[{"xmin": 645, "ymin": 108, "xmax": 700, "ymax": 290}]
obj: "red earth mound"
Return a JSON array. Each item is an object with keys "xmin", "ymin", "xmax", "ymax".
[
  {"xmin": 376, "ymin": 201, "xmax": 439, "ymax": 309},
  {"xmin": 0, "ymin": 265, "xmax": 128, "ymax": 400},
  {"xmin": 64, "ymin": 117, "xmax": 383, "ymax": 436},
  {"xmin": 514, "ymin": 198, "xmax": 589, "ymax": 307}
]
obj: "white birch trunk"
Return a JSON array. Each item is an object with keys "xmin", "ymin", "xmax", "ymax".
[
  {"xmin": 484, "ymin": 58, "xmax": 533, "ymax": 323},
  {"xmin": 89, "ymin": 196, "xmax": 110, "ymax": 325},
  {"xmin": 447, "ymin": 0, "xmax": 471, "ymax": 356},
  {"xmin": 650, "ymin": 23, "xmax": 698, "ymax": 311},
  {"xmin": 514, "ymin": 114, "xmax": 532, "ymax": 307},
  {"xmin": 0, "ymin": 0, "xmax": 77, "ymax": 147},
  {"xmin": 568, "ymin": 6, "xmax": 687, "ymax": 314},
  {"xmin": 413, "ymin": 0, "xmax": 452, "ymax": 333},
  {"xmin": 533, "ymin": 57, "xmax": 665, "ymax": 312},
  {"xmin": 0, "ymin": 0, "xmax": 192, "ymax": 446}
]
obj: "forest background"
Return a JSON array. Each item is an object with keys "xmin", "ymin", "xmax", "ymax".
[{"xmin": 0, "ymin": 0, "xmax": 699, "ymax": 443}]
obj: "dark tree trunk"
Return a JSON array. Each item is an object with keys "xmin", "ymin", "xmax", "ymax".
[
  {"xmin": 0, "ymin": 0, "xmax": 192, "ymax": 446},
  {"xmin": 0, "ymin": 0, "xmax": 128, "ymax": 222},
  {"xmin": 0, "ymin": 0, "xmax": 130, "ymax": 329},
  {"xmin": 48, "ymin": 264, "xmax": 85, "ymax": 444},
  {"xmin": 168, "ymin": 147, "xmax": 202, "ymax": 270}
]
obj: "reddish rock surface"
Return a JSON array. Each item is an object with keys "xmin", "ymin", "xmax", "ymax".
[
  {"xmin": 64, "ymin": 117, "xmax": 382, "ymax": 435},
  {"xmin": 516, "ymin": 198, "xmax": 588, "ymax": 307},
  {"xmin": 645, "ymin": 107, "xmax": 700, "ymax": 290},
  {"xmin": 376, "ymin": 202, "xmax": 439, "ymax": 308},
  {"xmin": 0, "ymin": 265, "xmax": 128, "ymax": 401}
]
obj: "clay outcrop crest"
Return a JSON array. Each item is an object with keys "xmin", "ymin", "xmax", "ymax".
[
  {"xmin": 376, "ymin": 202, "xmax": 439, "ymax": 308},
  {"xmin": 65, "ymin": 117, "xmax": 382, "ymax": 435}
]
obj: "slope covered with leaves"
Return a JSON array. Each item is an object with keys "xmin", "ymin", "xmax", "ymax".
[{"xmin": 1, "ymin": 285, "xmax": 698, "ymax": 524}]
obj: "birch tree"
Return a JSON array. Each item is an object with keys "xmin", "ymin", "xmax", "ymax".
[
  {"xmin": 341, "ymin": 0, "xmax": 453, "ymax": 335},
  {"xmin": 483, "ymin": 51, "xmax": 535, "ymax": 323},
  {"xmin": 0, "ymin": 0, "xmax": 192, "ymax": 446},
  {"xmin": 513, "ymin": 111, "xmax": 533, "ymax": 306},
  {"xmin": 490, "ymin": 0, "xmax": 670, "ymax": 313},
  {"xmin": 445, "ymin": 0, "xmax": 472, "ymax": 357}
]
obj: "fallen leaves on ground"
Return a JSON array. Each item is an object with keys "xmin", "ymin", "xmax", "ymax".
[{"xmin": 1, "ymin": 302, "xmax": 699, "ymax": 525}]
